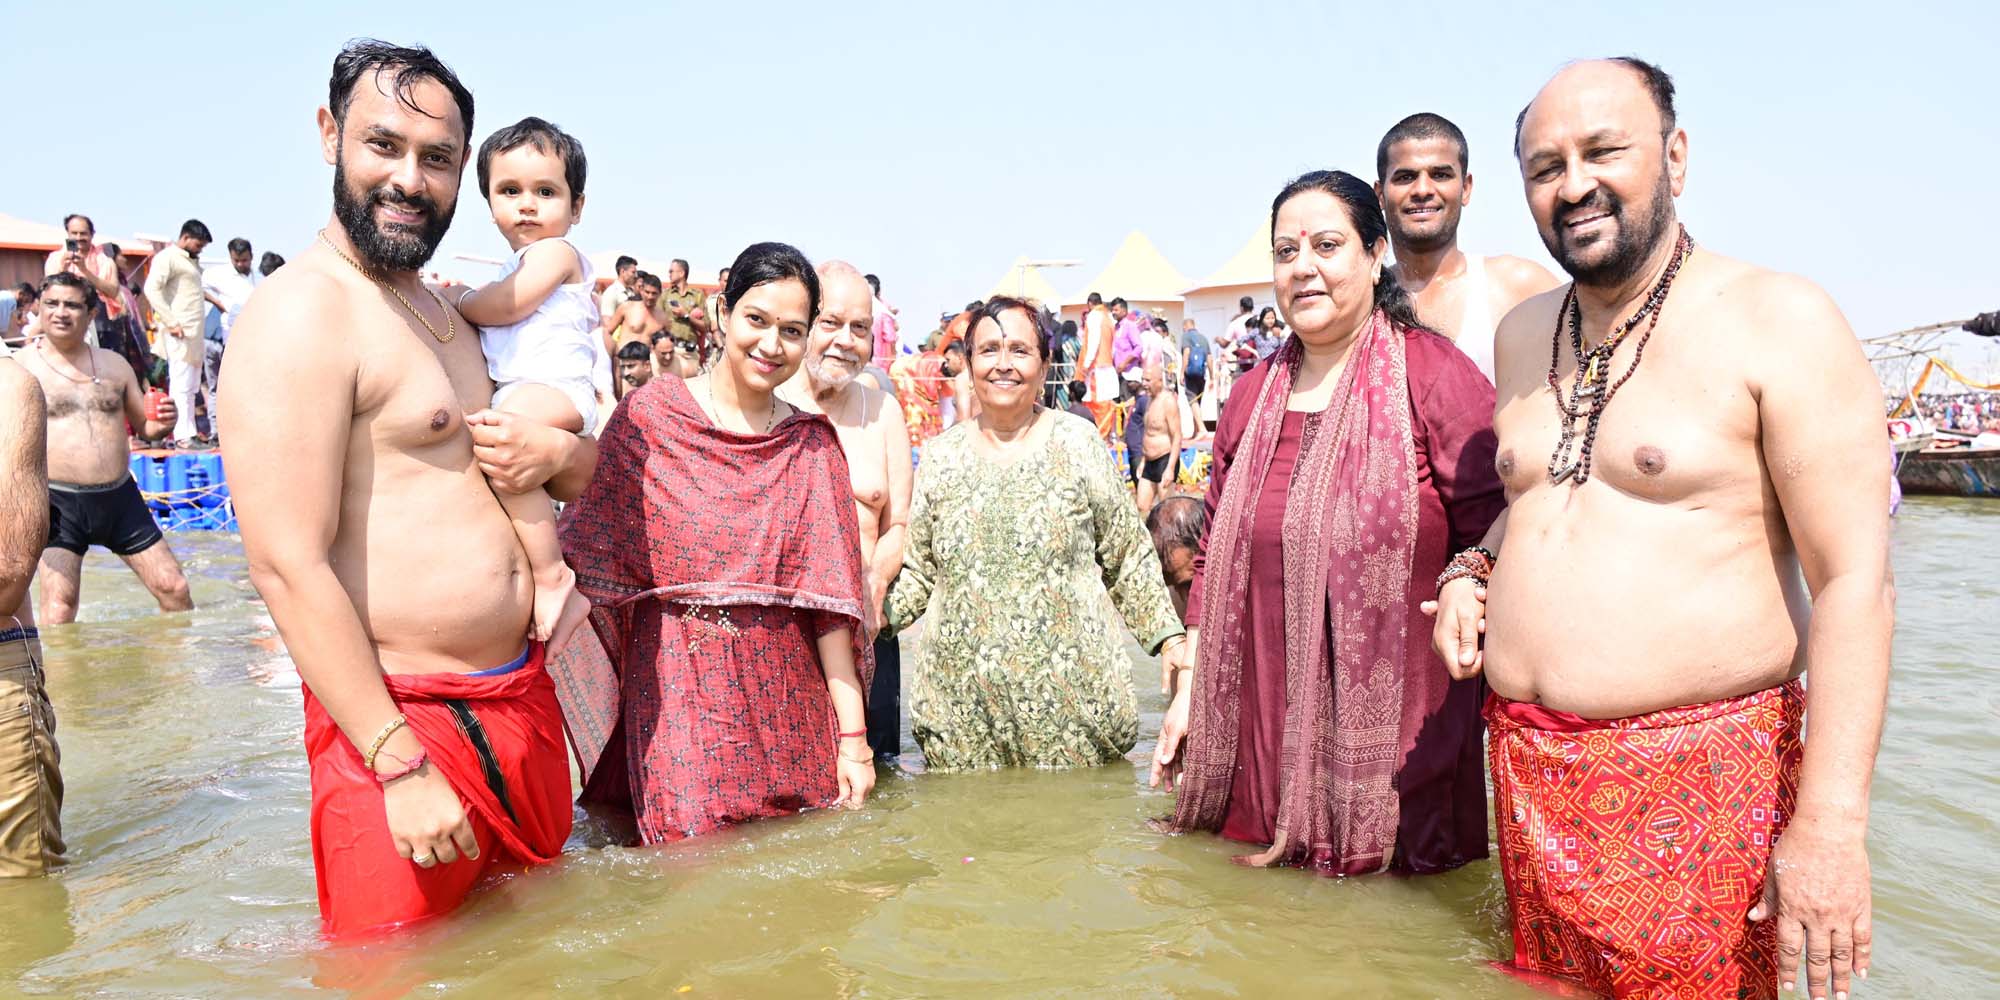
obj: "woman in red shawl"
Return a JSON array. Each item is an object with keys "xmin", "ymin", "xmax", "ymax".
[
  {"xmin": 1152, "ymin": 171, "xmax": 1505, "ymax": 875},
  {"xmin": 554, "ymin": 242, "xmax": 875, "ymax": 844}
]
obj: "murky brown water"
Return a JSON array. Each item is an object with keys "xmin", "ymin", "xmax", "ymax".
[{"xmin": 3, "ymin": 497, "xmax": 1992, "ymax": 997}]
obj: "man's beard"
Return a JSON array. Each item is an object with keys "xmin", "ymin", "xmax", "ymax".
[
  {"xmin": 1388, "ymin": 204, "xmax": 1458, "ymax": 256},
  {"xmin": 1542, "ymin": 175, "xmax": 1674, "ymax": 288},
  {"xmin": 332, "ymin": 156, "xmax": 453, "ymax": 272},
  {"xmin": 804, "ymin": 348, "xmax": 863, "ymax": 391}
]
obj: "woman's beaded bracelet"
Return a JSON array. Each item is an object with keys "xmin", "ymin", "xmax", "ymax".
[{"xmin": 363, "ymin": 715, "xmax": 409, "ymax": 772}]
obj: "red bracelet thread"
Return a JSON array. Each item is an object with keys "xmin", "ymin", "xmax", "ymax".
[
  {"xmin": 836, "ymin": 728, "xmax": 867, "ymax": 740},
  {"xmin": 375, "ymin": 749, "xmax": 429, "ymax": 783}
]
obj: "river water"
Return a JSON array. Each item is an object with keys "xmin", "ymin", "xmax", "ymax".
[{"xmin": 2, "ymin": 497, "xmax": 1992, "ymax": 998}]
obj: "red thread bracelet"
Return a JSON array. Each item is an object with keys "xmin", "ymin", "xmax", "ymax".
[
  {"xmin": 836, "ymin": 728, "xmax": 867, "ymax": 740},
  {"xmin": 375, "ymin": 749, "xmax": 429, "ymax": 783}
]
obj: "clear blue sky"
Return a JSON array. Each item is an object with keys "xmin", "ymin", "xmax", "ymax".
[{"xmin": 6, "ymin": 0, "xmax": 1995, "ymax": 362}]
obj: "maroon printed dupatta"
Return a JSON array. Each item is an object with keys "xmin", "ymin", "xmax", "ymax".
[
  {"xmin": 549, "ymin": 376, "xmax": 870, "ymax": 784},
  {"xmin": 1170, "ymin": 309, "xmax": 1420, "ymax": 873}
]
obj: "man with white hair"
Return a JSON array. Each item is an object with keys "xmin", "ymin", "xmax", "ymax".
[{"xmin": 778, "ymin": 261, "xmax": 913, "ymax": 760}]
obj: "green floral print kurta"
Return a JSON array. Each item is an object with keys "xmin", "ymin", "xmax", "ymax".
[{"xmin": 885, "ymin": 412, "xmax": 1185, "ymax": 770}]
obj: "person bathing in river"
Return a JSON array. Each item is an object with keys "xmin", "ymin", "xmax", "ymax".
[
  {"xmin": 557, "ymin": 242, "xmax": 875, "ymax": 843},
  {"xmin": 19, "ymin": 273, "xmax": 191, "ymax": 625},
  {"xmin": 884, "ymin": 297, "xmax": 1186, "ymax": 770},
  {"xmin": 0, "ymin": 357, "xmax": 61, "ymax": 876},
  {"xmin": 445, "ymin": 115, "xmax": 600, "ymax": 651},
  {"xmin": 777, "ymin": 260, "xmax": 913, "ymax": 762},
  {"xmin": 1426, "ymin": 58, "xmax": 1892, "ymax": 1000},
  {"xmin": 221, "ymin": 40, "xmax": 596, "ymax": 937},
  {"xmin": 1149, "ymin": 170, "xmax": 1503, "ymax": 876}
]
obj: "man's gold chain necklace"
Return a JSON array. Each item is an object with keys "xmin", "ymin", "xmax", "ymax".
[{"xmin": 317, "ymin": 230, "xmax": 455, "ymax": 344}]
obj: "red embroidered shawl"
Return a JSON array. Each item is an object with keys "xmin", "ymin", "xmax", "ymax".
[{"xmin": 551, "ymin": 376, "xmax": 870, "ymax": 783}]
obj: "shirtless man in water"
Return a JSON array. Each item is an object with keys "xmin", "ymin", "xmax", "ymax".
[
  {"xmin": 1134, "ymin": 361, "xmax": 1181, "ymax": 515},
  {"xmin": 1376, "ymin": 113, "xmax": 1558, "ymax": 382},
  {"xmin": 19, "ymin": 273, "xmax": 190, "ymax": 624},
  {"xmin": 0, "ymin": 359, "xmax": 61, "ymax": 876},
  {"xmin": 778, "ymin": 261, "xmax": 912, "ymax": 760},
  {"xmin": 220, "ymin": 40, "xmax": 596, "ymax": 938},
  {"xmin": 1426, "ymin": 58, "xmax": 1890, "ymax": 1000}
]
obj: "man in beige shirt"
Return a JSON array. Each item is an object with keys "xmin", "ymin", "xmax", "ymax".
[{"xmin": 143, "ymin": 220, "xmax": 213, "ymax": 446}]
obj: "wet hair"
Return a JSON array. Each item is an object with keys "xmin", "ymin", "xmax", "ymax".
[
  {"xmin": 615, "ymin": 255, "xmax": 637, "ymax": 272},
  {"xmin": 328, "ymin": 38, "xmax": 475, "ymax": 141},
  {"xmin": 259, "ymin": 252, "xmax": 286, "ymax": 275},
  {"xmin": 1146, "ymin": 494, "xmax": 1207, "ymax": 556},
  {"xmin": 1268, "ymin": 169, "xmax": 1423, "ymax": 331},
  {"xmin": 1237, "ymin": 295, "xmax": 1254, "ymax": 311},
  {"xmin": 227, "ymin": 237, "xmax": 252, "ymax": 255},
  {"xmin": 637, "ymin": 271, "xmax": 662, "ymax": 290},
  {"xmin": 180, "ymin": 219, "xmax": 212, "ymax": 242},
  {"xmin": 39, "ymin": 271, "xmax": 99, "ymax": 311},
  {"xmin": 616, "ymin": 340, "xmax": 650, "ymax": 361},
  {"xmin": 864, "ymin": 273, "xmax": 881, "ymax": 295},
  {"xmin": 720, "ymin": 241, "xmax": 819, "ymax": 321},
  {"xmin": 62, "ymin": 213, "xmax": 94, "ymax": 235},
  {"xmin": 476, "ymin": 116, "xmax": 586, "ymax": 201},
  {"xmin": 1376, "ymin": 112, "xmax": 1469, "ymax": 179},
  {"xmin": 964, "ymin": 295, "xmax": 1049, "ymax": 361},
  {"xmin": 1514, "ymin": 56, "xmax": 1677, "ymax": 157}
]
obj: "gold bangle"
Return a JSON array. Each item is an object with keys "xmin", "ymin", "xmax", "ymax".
[{"xmin": 363, "ymin": 715, "xmax": 408, "ymax": 772}]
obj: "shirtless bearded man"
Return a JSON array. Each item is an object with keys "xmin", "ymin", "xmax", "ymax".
[
  {"xmin": 778, "ymin": 261, "xmax": 912, "ymax": 761},
  {"xmin": 1376, "ymin": 113, "xmax": 1558, "ymax": 382},
  {"xmin": 1133, "ymin": 361, "xmax": 1181, "ymax": 515},
  {"xmin": 1426, "ymin": 58, "xmax": 1891, "ymax": 1000},
  {"xmin": 20, "ymin": 273, "xmax": 190, "ymax": 624},
  {"xmin": 220, "ymin": 40, "xmax": 598, "ymax": 937}
]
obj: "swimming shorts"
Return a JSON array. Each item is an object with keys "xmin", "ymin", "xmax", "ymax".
[
  {"xmin": 1140, "ymin": 452, "xmax": 1172, "ymax": 484},
  {"xmin": 47, "ymin": 476, "xmax": 163, "ymax": 557}
]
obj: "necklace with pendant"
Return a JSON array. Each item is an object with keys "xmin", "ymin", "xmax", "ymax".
[{"xmin": 1544, "ymin": 226, "xmax": 1694, "ymax": 485}]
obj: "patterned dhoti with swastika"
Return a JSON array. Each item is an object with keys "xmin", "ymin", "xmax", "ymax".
[{"xmin": 1486, "ymin": 681, "xmax": 1803, "ymax": 1000}]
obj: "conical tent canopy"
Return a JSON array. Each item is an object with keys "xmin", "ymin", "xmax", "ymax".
[
  {"xmin": 1065, "ymin": 231, "xmax": 1190, "ymax": 305},
  {"xmin": 986, "ymin": 256, "xmax": 1066, "ymax": 306},
  {"xmin": 1186, "ymin": 219, "xmax": 1273, "ymax": 293}
]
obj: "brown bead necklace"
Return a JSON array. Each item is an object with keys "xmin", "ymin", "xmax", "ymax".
[{"xmin": 1545, "ymin": 225, "xmax": 1694, "ymax": 485}]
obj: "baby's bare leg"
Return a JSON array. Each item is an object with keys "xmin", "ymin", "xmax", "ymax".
[{"xmin": 490, "ymin": 384, "xmax": 590, "ymax": 647}]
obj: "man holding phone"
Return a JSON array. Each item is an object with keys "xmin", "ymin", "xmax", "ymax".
[{"xmin": 43, "ymin": 215, "xmax": 124, "ymax": 332}]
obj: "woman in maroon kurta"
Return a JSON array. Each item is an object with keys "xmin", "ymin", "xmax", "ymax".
[
  {"xmin": 553, "ymin": 243, "xmax": 876, "ymax": 844},
  {"xmin": 1154, "ymin": 171, "xmax": 1503, "ymax": 875}
]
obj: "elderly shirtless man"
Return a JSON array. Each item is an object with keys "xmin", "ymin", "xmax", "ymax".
[
  {"xmin": 220, "ymin": 40, "xmax": 596, "ymax": 938},
  {"xmin": 1427, "ymin": 58, "xmax": 1890, "ymax": 1000},
  {"xmin": 778, "ymin": 261, "xmax": 912, "ymax": 760},
  {"xmin": 1376, "ymin": 112, "xmax": 1558, "ymax": 383},
  {"xmin": 1133, "ymin": 361, "xmax": 1181, "ymax": 515},
  {"xmin": 18, "ymin": 273, "xmax": 190, "ymax": 624}
]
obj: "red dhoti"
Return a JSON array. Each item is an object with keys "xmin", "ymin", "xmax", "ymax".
[
  {"xmin": 304, "ymin": 643, "xmax": 573, "ymax": 939},
  {"xmin": 1486, "ymin": 681, "xmax": 1803, "ymax": 1000}
]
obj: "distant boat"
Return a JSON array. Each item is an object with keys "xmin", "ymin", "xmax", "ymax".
[{"xmin": 1897, "ymin": 430, "xmax": 2000, "ymax": 498}]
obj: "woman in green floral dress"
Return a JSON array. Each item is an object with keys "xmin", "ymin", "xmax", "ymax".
[{"xmin": 885, "ymin": 298, "xmax": 1188, "ymax": 770}]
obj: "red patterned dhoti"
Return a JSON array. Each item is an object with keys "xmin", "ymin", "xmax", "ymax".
[
  {"xmin": 1486, "ymin": 681, "xmax": 1803, "ymax": 999},
  {"xmin": 304, "ymin": 644, "xmax": 573, "ymax": 939}
]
